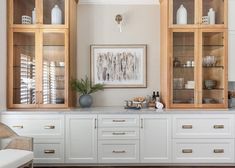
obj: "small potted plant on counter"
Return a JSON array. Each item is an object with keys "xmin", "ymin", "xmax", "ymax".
[{"xmin": 71, "ymin": 76, "xmax": 104, "ymax": 108}]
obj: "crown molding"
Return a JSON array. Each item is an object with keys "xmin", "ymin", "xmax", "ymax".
[{"xmin": 79, "ymin": 0, "xmax": 159, "ymax": 5}]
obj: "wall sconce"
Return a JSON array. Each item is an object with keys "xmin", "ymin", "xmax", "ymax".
[{"xmin": 115, "ymin": 14, "xmax": 123, "ymax": 32}]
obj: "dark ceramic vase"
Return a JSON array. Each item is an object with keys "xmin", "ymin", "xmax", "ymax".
[{"xmin": 79, "ymin": 94, "xmax": 93, "ymax": 108}]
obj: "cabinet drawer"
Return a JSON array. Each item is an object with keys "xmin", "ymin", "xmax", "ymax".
[
  {"xmin": 98, "ymin": 140, "xmax": 139, "ymax": 163},
  {"xmin": 173, "ymin": 115, "xmax": 234, "ymax": 138},
  {"xmin": 98, "ymin": 115, "xmax": 139, "ymax": 127},
  {"xmin": 33, "ymin": 139, "xmax": 64, "ymax": 164},
  {"xmin": 173, "ymin": 139, "xmax": 234, "ymax": 163},
  {"xmin": 1, "ymin": 115, "xmax": 64, "ymax": 138},
  {"xmin": 98, "ymin": 128, "xmax": 139, "ymax": 140}
]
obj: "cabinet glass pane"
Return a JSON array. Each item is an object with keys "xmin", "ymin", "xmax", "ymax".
[
  {"xmin": 173, "ymin": 0, "xmax": 195, "ymax": 25},
  {"xmin": 172, "ymin": 32, "xmax": 195, "ymax": 104},
  {"xmin": 13, "ymin": 32, "xmax": 36, "ymax": 104},
  {"xmin": 43, "ymin": 0, "xmax": 65, "ymax": 25},
  {"xmin": 13, "ymin": 0, "xmax": 35, "ymax": 24},
  {"xmin": 202, "ymin": 0, "xmax": 224, "ymax": 25},
  {"xmin": 202, "ymin": 32, "xmax": 224, "ymax": 104},
  {"xmin": 43, "ymin": 32, "xmax": 65, "ymax": 104}
]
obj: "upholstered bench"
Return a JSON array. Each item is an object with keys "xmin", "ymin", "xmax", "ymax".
[
  {"xmin": 0, "ymin": 149, "xmax": 33, "ymax": 168},
  {"xmin": 0, "ymin": 123, "xmax": 34, "ymax": 168}
]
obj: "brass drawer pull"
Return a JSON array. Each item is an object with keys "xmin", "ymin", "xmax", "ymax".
[
  {"xmin": 214, "ymin": 125, "xmax": 224, "ymax": 129},
  {"xmin": 12, "ymin": 125, "xmax": 23, "ymax": 129},
  {"xmin": 112, "ymin": 150, "xmax": 126, "ymax": 153},
  {"xmin": 112, "ymin": 120, "xmax": 126, "ymax": 122},
  {"xmin": 44, "ymin": 150, "xmax": 55, "ymax": 154},
  {"xmin": 182, "ymin": 125, "xmax": 193, "ymax": 129},
  {"xmin": 182, "ymin": 149, "xmax": 193, "ymax": 153},
  {"xmin": 214, "ymin": 149, "xmax": 224, "ymax": 153},
  {"xmin": 44, "ymin": 125, "xmax": 55, "ymax": 129},
  {"xmin": 112, "ymin": 132, "xmax": 126, "ymax": 135}
]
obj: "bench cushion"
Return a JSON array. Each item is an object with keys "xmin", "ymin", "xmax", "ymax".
[{"xmin": 0, "ymin": 149, "xmax": 33, "ymax": 168}]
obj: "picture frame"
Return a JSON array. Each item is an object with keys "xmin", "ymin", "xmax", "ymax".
[{"xmin": 91, "ymin": 44, "xmax": 147, "ymax": 88}]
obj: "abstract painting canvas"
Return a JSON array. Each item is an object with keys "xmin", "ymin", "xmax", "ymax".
[{"xmin": 91, "ymin": 45, "xmax": 147, "ymax": 88}]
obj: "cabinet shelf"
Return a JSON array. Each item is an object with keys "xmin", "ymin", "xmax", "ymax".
[
  {"xmin": 174, "ymin": 89, "xmax": 194, "ymax": 91},
  {"xmin": 203, "ymin": 88, "xmax": 224, "ymax": 91}
]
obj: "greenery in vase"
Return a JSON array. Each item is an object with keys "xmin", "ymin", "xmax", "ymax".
[{"xmin": 71, "ymin": 76, "xmax": 104, "ymax": 95}]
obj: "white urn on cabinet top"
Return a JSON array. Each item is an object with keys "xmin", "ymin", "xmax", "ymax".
[
  {"xmin": 176, "ymin": 4, "xmax": 187, "ymax": 24},
  {"xmin": 51, "ymin": 5, "xmax": 62, "ymax": 24}
]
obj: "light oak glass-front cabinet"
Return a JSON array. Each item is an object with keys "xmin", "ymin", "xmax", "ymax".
[
  {"xmin": 8, "ymin": 0, "xmax": 77, "ymax": 109},
  {"xmin": 160, "ymin": 0, "xmax": 228, "ymax": 109}
]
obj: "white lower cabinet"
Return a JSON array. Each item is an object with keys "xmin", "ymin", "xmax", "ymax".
[
  {"xmin": 173, "ymin": 139, "xmax": 234, "ymax": 163},
  {"xmin": 98, "ymin": 114, "xmax": 140, "ymax": 163},
  {"xmin": 65, "ymin": 114, "xmax": 98, "ymax": 163},
  {"xmin": 140, "ymin": 115, "xmax": 171, "ymax": 163},
  {"xmin": 172, "ymin": 114, "xmax": 235, "ymax": 164},
  {"xmin": 33, "ymin": 139, "xmax": 64, "ymax": 163},
  {"xmin": 0, "ymin": 114, "xmax": 65, "ymax": 164},
  {"xmin": 2, "ymin": 112, "xmax": 235, "ymax": 165},
  {"xmin": 98, "ymin": 140, "xmax": 139, "ymax": 163}
]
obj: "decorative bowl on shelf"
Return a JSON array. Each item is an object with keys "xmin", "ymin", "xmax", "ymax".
[{"xmin": 204, "ymin": 80, "xmax": 217, "ymax": 89}]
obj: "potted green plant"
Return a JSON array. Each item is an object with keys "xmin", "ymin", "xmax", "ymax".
[{"xmin": 71, "ymin": 76, "xmax": 104, "ymax": 108}]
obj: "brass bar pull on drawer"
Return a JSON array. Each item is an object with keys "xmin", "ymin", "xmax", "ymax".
[
  {"xmin": 12, "ymin": 125, "xmax": 23, "ymax": 129},
  {"xmin": 112, "ymin": 132, "xmax": 126, "ymax": 135},
  {"xmin": 112, "ymin": 150, "xmax": 126, "ymax": 153},
  {"xmin": 182, "ymin": 125, "xmax": 193, "ymax": 129},
  {"xmin": 112, "ymin": 120, "xmax": 126, "ymax": 122},
  {"xmin": 214, "ymin": 149, "xmax": 224, "ymax": 153},
  {"xmin": 44, "ymin": 125, "xmax": 55, "ymax": 129},
  {"xmin": 182, "ymin": 149, "xmax": 193, "ymax": 153},
  {"xmin": 214, "ymin": 125, "xmax": 224, "ymax": 129},
  {"xmin": 44, "ymin": 150, "xmax": 55, "ymax": 154}
]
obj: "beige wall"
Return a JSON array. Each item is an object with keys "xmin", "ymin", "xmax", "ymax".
[
  {"xmin": 0, "ymin": 1, "xmax": 160, "ymax": 108},
  {"xmin": 0, "ymin": 0, "xmax": 6, "ymax": 109},
  {"xmin": 77, "ymin": 5, "xmax": 160, "ymax": 106}
]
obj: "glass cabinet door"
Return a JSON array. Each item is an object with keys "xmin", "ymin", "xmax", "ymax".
[
  {"xmin": 42, "ymin": 31, "xmax": 67, "ymax": 106},
  {"xmin": 171, "ymin": 31, "xmax": 196, "ymax": 106},
  {"xmin": 43, "ymin": 0, "xmax": 67, "ymax": 26},
  {"xmin": 201, "ymin": 0, "xmax": 226, "ymax": 26},
  {"xmin": 12, "ymin": 0, "xmax": 36, "ymax": 25},
  {"xmin": 201, "ymin": 30, "xmax": 227, "ymax": 105},
  {"xmin": 12, "ymin": 31, "xmax": 36, "ymax": 105},
  {"xmin": 10, "ymin": 0, "xmax": 68, "ymax": 26},
  {"xmin": 170, "ymin": 0, "xmax": 196, "ymax": 26}
]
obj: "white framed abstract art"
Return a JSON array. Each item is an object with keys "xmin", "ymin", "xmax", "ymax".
[{"xmin": 91, "ymin": 45, "xmax": 147, "ymax": 88}]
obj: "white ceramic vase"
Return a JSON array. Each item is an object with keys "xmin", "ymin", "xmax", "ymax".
[
  {"xmin": 32, "ymin": 8, "xmax": 36, "ymax": 24},
  {"xmin": 176, "ymin": 4, "xmax": 187, "ymax": 24},
  {"xmin": 208, "ymin": 8, "xmax": 215, "ymax": 24},
  {"xmin": 51, "ymin": 5, "xmax": 62, "ymax": 24}
]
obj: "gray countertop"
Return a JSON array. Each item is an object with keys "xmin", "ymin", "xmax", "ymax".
[{"xmin": 1, "ymin": 106, "xmax": 235, "ymax": 115}]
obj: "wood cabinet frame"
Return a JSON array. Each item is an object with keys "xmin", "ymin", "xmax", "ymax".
[
  {"xmin": 7, "ymin": 0, "xmax": 78, "ymax": 109},
  {"xmin": 160, "ymin": 0, "xmax": 228, "ymax": 109}
]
